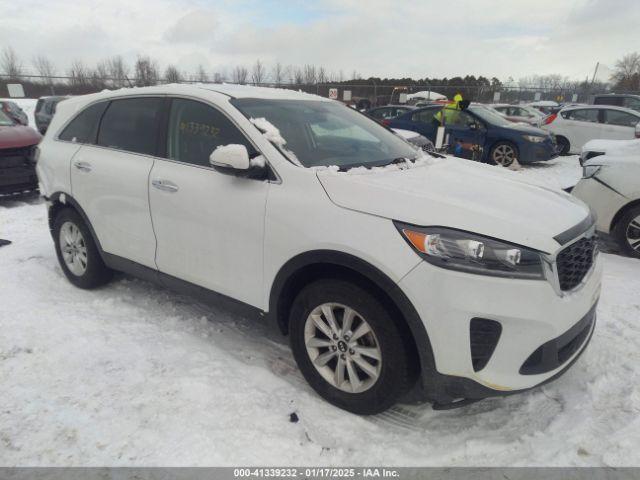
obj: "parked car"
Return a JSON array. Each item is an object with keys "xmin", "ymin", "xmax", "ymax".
[
  {"xmin": 389, "ymin": 103, "xmax": 558, "ymax": 166},
  {"xmin": 542, "ymin": 105, "xmax": 640, "ymax": 155},
  {"xmin": 34, "ymin": 96, "xmax": 68, "ymax": 134},
  {"xmin": 367, "ymin": 105, "xmax": 415, "ymax": 123},
  {"xmin": 593, "ymin": 93, "xmax": 640, "ymax": 113},
  {"xmin": 489, "ymin": 104, "xmax": 545, "ymax": 126},
  {"xmin": 37, "ymin": 84, "xmax": 601, "ymax": 414},
  {"xmin": 391, "ymin": 128, "xmax": 435, "ymax": 152},
  {"xmin": 579, "ymin": 138, "xmax": 640, "ymax": 165},
  {"xmin": 526, "ymin": 101, "xmax": 562, "ymax": 116},
  {"xmin": 0, "ymin": 100, "xmax": 29, "ymax": 125},
  {"xmin": 573, "ymin": 145, "xmax": 640, "ymax": 258},
  {"xmin": 0, "ymin": 110, "xmax": 41, "ymax": 194}
]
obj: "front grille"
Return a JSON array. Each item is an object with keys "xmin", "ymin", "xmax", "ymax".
[
  {"xmin": 556, "ymin": 236, "xmax": 597, "ymax": 291},
  {"xmin": 470, "ymin": 318, "xmax": 502, "ymax": 372},
  {"xmin": 0, "ymin": 146, "xmax": 36, "ymax": 167}
]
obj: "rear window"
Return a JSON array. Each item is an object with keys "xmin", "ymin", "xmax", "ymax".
[
  {"xmin": 97, "ymin": 97, "xmax": 163, "ymax": 156},
  {"xmin": 604, "ymin": 109, "xmax": 640, "ymax": 128},
  {"xmin": 58, "ymin": 102, "xmax": 108, "ymax": 143}
]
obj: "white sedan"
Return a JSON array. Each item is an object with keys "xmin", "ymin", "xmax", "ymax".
[
  {"xmin": 542, "ymin": 105, "xmax": 640, "ymax": 155},
  {"xmin": 572, "ymin": 139, "xmax": 640, "ymax": 258}
]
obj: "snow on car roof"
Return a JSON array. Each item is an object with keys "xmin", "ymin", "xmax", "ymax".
[{"xmin": 561, "ymin": 104, "xmax": 640, "ymax": 114}]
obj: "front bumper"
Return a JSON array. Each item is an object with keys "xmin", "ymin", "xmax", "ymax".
[
  {"xmin": 399, "ymin": 251, "xmax": 602, "ymax": 407},
  {"xmin": 519, "ymin": 139, "xmax": 558, "ymax": 164}
]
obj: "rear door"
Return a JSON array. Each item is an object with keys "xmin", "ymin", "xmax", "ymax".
[
  {"xmin": 560, "ymin": 108, "xmax": 603, "ymax": 150},
  {"xmin": 148, "ymin": 97, "xmax": 269, "ymax": 307},
  {"xmin": 601, "ymin": 108, "xmax": 640, "ymax": 140},
  {"xmin": 70, "ymin": 97, "xmax": 162, "ymax": 268}
]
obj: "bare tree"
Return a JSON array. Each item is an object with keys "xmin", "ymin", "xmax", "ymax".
[
  {"xmin": 32, "ymin": 54, "xmax": 56, "ymax": 84},
  {"xmin": 271, "ymin": 62, "xmax": 286, "ymax": 85},
  {"xmin": 106, "ymin": 55, "xmax": 129, "ymax": 87},
  {"xmin": 612, "ymin": 52, "xmax": 640, "ymax": 90},
  {"xmin": 164, "ymin": 64, "xmax": 182, "ymax": 83},
  {"xmin": 68, "ymin": 60, "xmax": 89, "ymax": 87},
  {"xmin": 293, "ymin": 66, "xmax": 304, "ymax": 84},
  {"xmin": 317, "ymin": 66, "xmax": 327, "ymax": 84},
  {"xmin": 250, "ymin": 59, "xmax": 266, "ymax": 85},
  {"xmin": 1, "ymin": 46, "xmax": 23, "ymax": 80},
  {"xmin": 213, "ymin": 71, "xmax": 226, "ymax": 83},
  {"xmin": 232, "ymin": 65, "xmax": 248, "ymax": 84},
  {"xmin": 135, "ymin": 56, "xmax": 159, "ymax": 86},
  {"xmin": 194, "ymin": 64, "xmax": 208, "ymax": 83},
  {"xmin": 303, "ymin": 64, "xmax": 317, "ymax": 84}
]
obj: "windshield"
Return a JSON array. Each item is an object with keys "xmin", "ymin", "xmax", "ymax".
[
  {"xmin": 231, "ymin": 98, "xmax": 418, "ymax": 169},
  {"xmin": 0, "ymin": 110, "xmax": 15, "ymax": 126},
  {"xmin": 469, "ymin": 105, "xmax": 513, "ymax": 127}
]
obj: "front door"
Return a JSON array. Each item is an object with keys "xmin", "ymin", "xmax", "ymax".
[
  {"xmin": 149, "ymin": 97, "xmax": 269, "ymax": 308},
  {"xmin": 444, "ymin": 110, "xmax": 483, "ymax": 160}
]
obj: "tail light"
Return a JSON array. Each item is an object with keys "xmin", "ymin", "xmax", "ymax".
[{"xmin": 543, "ymin": 113, "xmax": 557, "ymax": 125}]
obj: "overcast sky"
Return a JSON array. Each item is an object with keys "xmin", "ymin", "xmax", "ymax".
[{"xmin": 1, "ymin": 0, "xmax": 638, "ymax": 82}]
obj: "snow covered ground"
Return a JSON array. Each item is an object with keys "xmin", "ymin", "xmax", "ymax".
[{"xmin": 1, "ymin": 160, "xmax": 639, "ymax": 467}]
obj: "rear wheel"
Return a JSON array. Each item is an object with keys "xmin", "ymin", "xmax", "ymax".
[
  {"xmin": 614, "ymin": 205, "xmax": 640, "ymax": 259},
  {"xmin": 53, "ymin": 208, "xmax": 113, "ymax": 288},
  {"xmin": 556, "ymin": 136, "xmax": 570, "ymax": 156},
  {"xmin": 289, "ymin": 279, "xmax": 412, "ymax": 415},
  {"xmin": 490, "ymin": 141, "xmax": 518, "ymax": 167}
]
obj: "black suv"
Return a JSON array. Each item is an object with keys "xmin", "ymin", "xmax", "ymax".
[
  {"xmin": 34, "ymin": 96, "xmax": 69, "ymax": 134},
  {"xmin": 593, "ymin": 94, "xmax": 640, "ymax": 113}
]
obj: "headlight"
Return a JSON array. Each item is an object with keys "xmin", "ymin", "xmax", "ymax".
[
  {"xmin": 582, "ymin": 165, "xmax": 601, "ymax": 179},
  {"xmin": 396, "ymin": 224, "xmax": 545, "ymax": 279},
  {"xmin": 523, "ymin": 135, "xmax": 545, "ymax": 143}
]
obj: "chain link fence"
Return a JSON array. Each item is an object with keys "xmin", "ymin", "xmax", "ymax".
[{"xmin": 1, "ymin": 74, "xmax": 634, "ymax": 107}]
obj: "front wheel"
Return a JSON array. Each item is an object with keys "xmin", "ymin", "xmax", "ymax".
[
  {"xmin": 289, "ymin": 279, "xmax": 413, "ymax": 415},
  {"xmin": 614, "ymin": 206, "xmax": 640, "ymax": 258},
  {"xmin": 556, "ymin": 136, "xmax": 571, "ymax": 156},
  {"xmin": 490, "ymin": 141, "xmax": 518, "ymax": 167}
]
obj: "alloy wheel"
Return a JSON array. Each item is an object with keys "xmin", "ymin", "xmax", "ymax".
[
  {"xmin": 59, "ymin": 221, "xmax": 88, "ymax": 276},
  {"xmin": 304, "ymin": 303, "xmax": 382, "ymax": 394},
  {"xmin": 492, "ymin": 144, "xmax": 516, "ymax": 167},
  {"xmin": 626, "ymin": 215, "xmax": 640, "ymax": 253}
]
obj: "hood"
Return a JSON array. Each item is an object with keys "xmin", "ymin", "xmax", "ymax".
[
  {"xmin": 0, "ymin": 125, "xmax": 41, "ymax": 149},
  {"xmin": 582, "ymin": 139, "xmax": 640, "ymax": 157},
  {"xmin": 502, "ymin": 122, "xmax": 549, "ymax": 136},
  {"xmin": 316, "ymin": 157, "xmax": 590, "ymax": 253}
]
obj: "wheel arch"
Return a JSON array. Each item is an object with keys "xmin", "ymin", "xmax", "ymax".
[
  {"xmin": 268, "ymin": 250, "xmax": 436, "ymax": 382},
  {"xmin": 46, "ymin": 191, "xmax": 105, "ymax": 259},
  {"xmin": 611, "ymin": 198, "xmax": 640, "ymax": 233}
]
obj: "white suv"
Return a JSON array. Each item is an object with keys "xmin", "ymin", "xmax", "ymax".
[{"xmin": 37, "ymin": 84, "xmax": 602, "ymax": 414}]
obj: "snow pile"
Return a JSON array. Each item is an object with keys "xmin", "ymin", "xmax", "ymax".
[
  {"xmin": 582, "ymin": 139, "xmax": 640, "ymax": 157},
  {"xmin": 406, "ymin": 91, "xmax": 447, "ymax": 101}
]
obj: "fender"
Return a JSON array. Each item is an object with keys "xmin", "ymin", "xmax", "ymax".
[{"xmin": 268, "ymin": 249, "xmax": 438, "ymax": 393}]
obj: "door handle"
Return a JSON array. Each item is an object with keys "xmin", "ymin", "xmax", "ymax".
[
  {"xmin": 151, "ymin": 179, "xmax": 179, "ymax": 193},
  {"xmin": 73, "ymin": 160, "xmax": 92, "ymax": 172}
]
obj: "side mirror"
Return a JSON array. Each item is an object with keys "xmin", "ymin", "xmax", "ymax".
[{"xmin": 210, "ymin": 144, "xmax": 251, "ymax": 170}]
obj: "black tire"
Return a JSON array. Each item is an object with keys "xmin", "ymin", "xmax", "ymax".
[
  {"xmin": 489, "ymin": 141, "xmax": 519, "ymax": 167},
  {"xmin": 52, "ymin": 208, "xmax": 113, "ymax": 288},
  {"xmin": 556, "ymin": 136, "xmax": 570, "ymax": 156},
  {"xmin": 289, "ymin": 279, "xmax": 413, "ymax": 415},
  {"xmin": 613, "ymin": 205, "xmax": 640, "ymax": 259}
]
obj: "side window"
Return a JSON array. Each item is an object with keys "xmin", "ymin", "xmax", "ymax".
[
  {"xmin": 45, "ymin": 101, "xmax": 55, "ymax": 115},
  {"xmin": 623, "ymin": 97, "xmax": 640, "ymax": 111},
  {"xmin": 605, "ymin": 110, "xmax": 639, "ymax": 128},
  {"xmin": 167, "ymin": 98, "xmax": 255, "ymax": 167},
  {"xmin": 369, "ymin": 108, "xmax": 388, "ymax": 119},
  {"xmin": 97, "ymin": 97, "xmax": 163, "ymax": 155},
  {"xmin": 411, "ymin": 109, "xmax": 437, "ymax": 123},
  {"xmin": 448, "ymin": 110, "xmax": 475, "ymax": 127},
  {"xmin": 565, "ymin": 109, "xmax": 600, "ymax": 123},
  {"xmin": 58, "ymin": 102, "xmax": 108, "ymax": 143}
]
